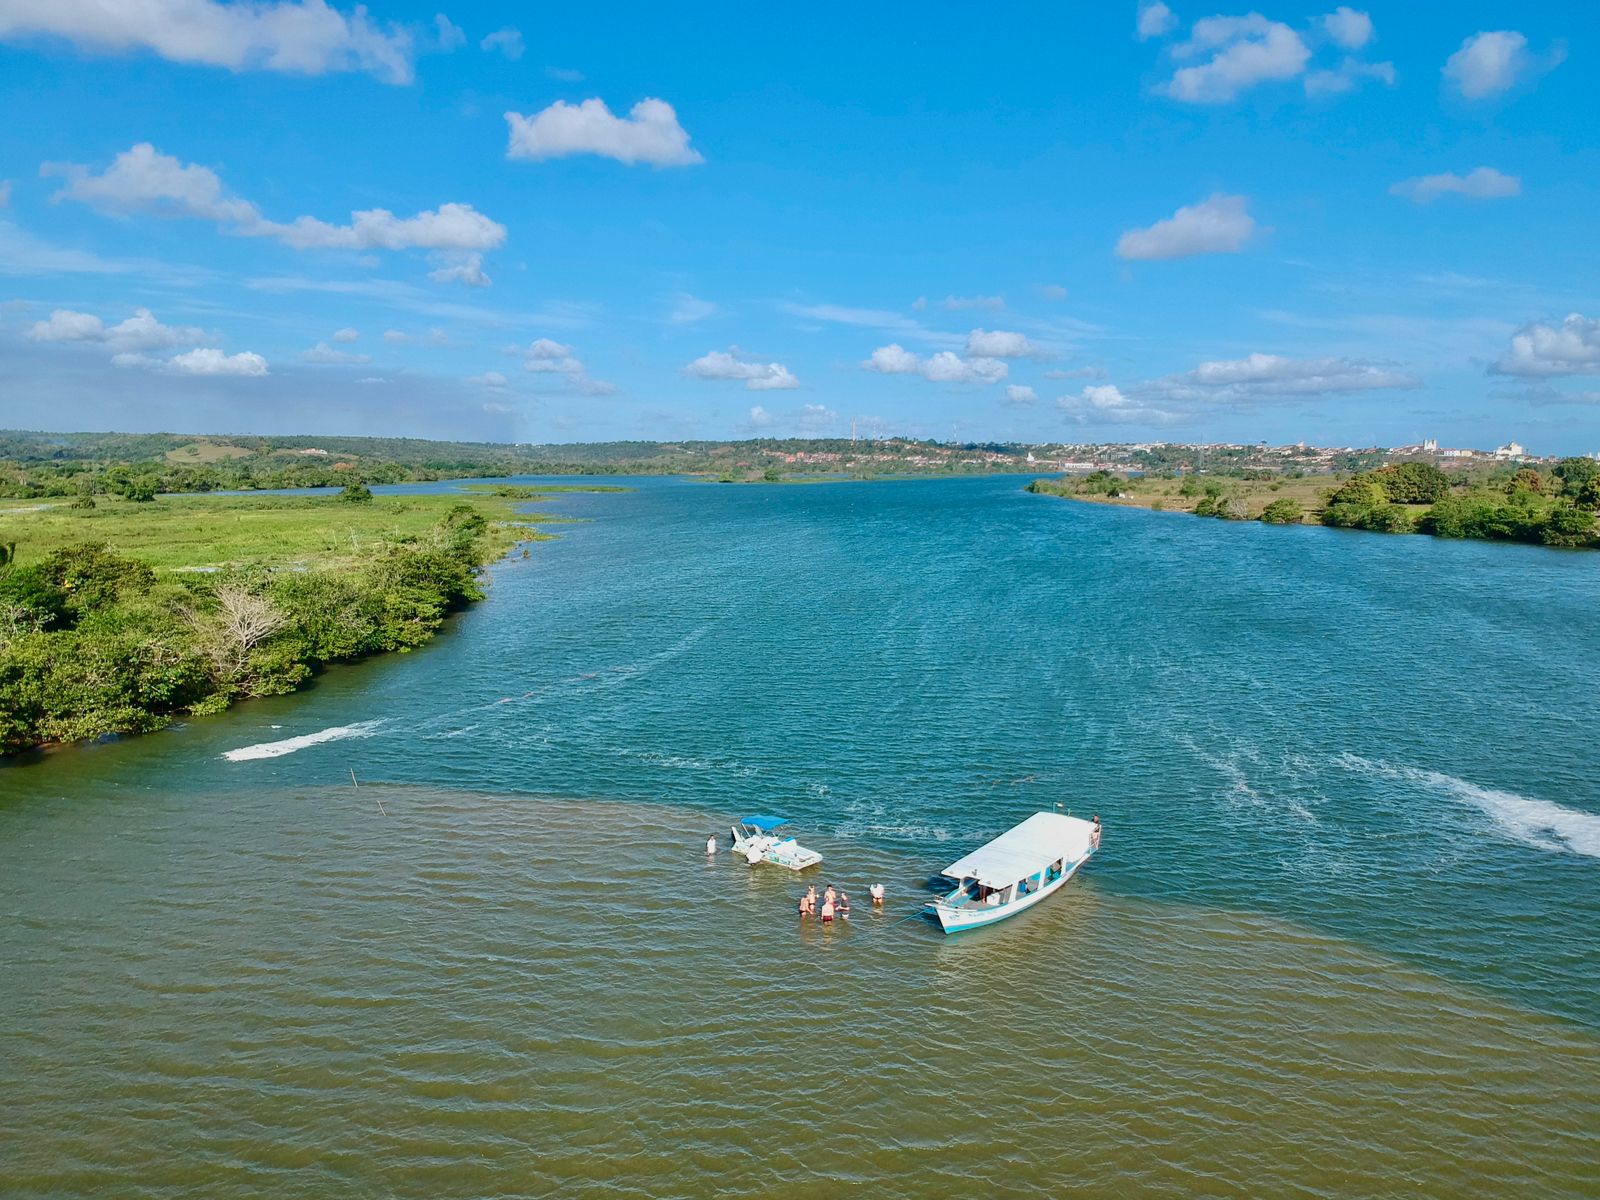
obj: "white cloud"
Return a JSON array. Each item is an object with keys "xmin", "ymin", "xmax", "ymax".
[
  {"xmin": 427, "ymin": 252, "xmax": 491, "ymax": 287},
  {"xmin": 669, "ymin": 292, "xmax": 717, "ymax": 324},
  {"xmin": 782, "ymin": 302, "xmax": 931, "ymax": 339},
  {"xmin": 480, "ymin": 27, "xmax": 523, "ymax": 60},
  {"xmin": 256, "ymin": 204, "xmax": 504, "ymax": 252},
  {"xmin": 1044, "ymin": 365, "xmax": 1108, "ymax": 380},
  {"xmin": 547, "ymin": 65, "xmax": 585, "ymax": 82},
  {"xmin": 332, "ymin": 326, "xmax": 359, "ymax": 342},
  {"xmin": 1321, "ymin": 7, "xmax": 1373, "ymax": 50},
  {"xmin": 1492, "ymin": 314, "xmax": 1600, "ymax": 377},
  {"xmin": 0, "ymin": 0, "xmax": 416, "ymax": 84},
  {"xmin": 743, "ymin": 403, "xmax": 836, "ymax": 434},
  {"xmin": 48, "ymin": 144, "xmax": 506, "ymax": 274},
  {"xmin": 1137, "ymin": 2, "xmax": 1178, "ymax": 41},
  {"xmin": 1116, "ymin": 193, "xmax": 1254, "ymax": 260},
  {"xmin": 511, "ymin": 337, "xmax": 615, "ymax": 393},
  {"xmin": 1304, "ymin": 57, "xmax": 1395, "ymax": 97},
  {"xmin": 434, "ymin": 14, "xmax": 464, "ymax": 51},
  {"xmin": 1037, "ymin": 283, "xmax": 1068, "ymax": 300},
  {"xmin": 1159, "ymin": 352, "xmax": 1419, "ymax": 400},
  {"xmin": 169, "ymin": 347, "xmax": 268, "ymax": 376},
  {"xmin": 1164, "ymin": 15, "xmax": 1310, "ymax": 103},
  {"xmin": 747, "ymin": 405, "xmax": 775, "ymax": 428},
  {"xmin": 684, "ymin": 347, "xmax": 800, "ymax": 390},
  {"xmin": 382, "ymin": 329, "xmax": 411, "ymax": 343},
  {"xmin": 468, "ymin": 371, "xmax": 509, "ymax": 389},
  {"xmin": 863, "ymin": 343, "xmax": 1007, "ymax": 385},
  {"xmin": 1057, "ymin": 383, "xmax": 1180, "ymax": 425},
  {"xmin": 1442, "ymin": 30, "xmax": 1556, "ymax": 99},
  {"xmin": 937, "ymin": 294, "xmax": 1005, "ymax": 311},
  {"xmin": 1004, "ymin": 385, "xmax": 1037, "ymax": 406},
  {"xmin": 1389, "ymin": 167, "xmax": 1521, "ymax": 203},
  {"xmin": 45, "ymin": 142, "xmax": 259, "ymax": 222},
  {"xmin": 505, "ymin": 97, "xmax": 702, "ymax": 166},
  {"xmin": 303, "ymin": 341, "xmax": 372, "ymax": 364},
  {"xmin": 966, "ymin": 329, "xmax": 1042, "ymax": 359},
  {"xmin": 27, "ymin": 305, "xmax": 207, "ymax": 351}
]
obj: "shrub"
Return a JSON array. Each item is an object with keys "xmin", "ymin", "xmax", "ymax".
[
  {"xmin": 339, "ymin": 482, "xmax": 374, "ymax": 503},
  {"xmin": 1260, "ymin": 498, "xmax": 1303, "ymax": 525}
]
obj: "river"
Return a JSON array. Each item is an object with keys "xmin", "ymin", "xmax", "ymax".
[{"xmin": 3, "ymin": 475, "xmax": 1597, "ymax": 1197}]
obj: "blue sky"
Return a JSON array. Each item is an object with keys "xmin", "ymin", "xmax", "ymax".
[{"xmin": 1, "ymin": 1, "xmax": 1597, "ymax": 452}]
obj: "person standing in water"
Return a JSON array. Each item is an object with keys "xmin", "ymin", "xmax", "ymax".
[
  {"xmin": 820, "ymin": 894, "xmax": 835, "ymax": 923},
  {"xmin": 706, "ymin": 834, "xmax": 718, "ymax": 856},
  {"xmin": 837, "ymin": 891, "xmax": 851, "ymax": 919},
  {"xmin": 869, "ymin": 883, "xmax": 885, "ymax": 906}
]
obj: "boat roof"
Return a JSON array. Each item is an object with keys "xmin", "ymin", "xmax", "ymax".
[
  {"xmin": 738, "ymin": 815, "xmax": 791, "ymax": 830},
  {"xmin": 940, "ymin": 812, "xmax": 1095, "ymax": 887}
]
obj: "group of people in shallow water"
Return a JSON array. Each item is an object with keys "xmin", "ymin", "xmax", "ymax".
[{"xmin": 797, "ymin": 881, "xmax": 885, "ymax": 922}]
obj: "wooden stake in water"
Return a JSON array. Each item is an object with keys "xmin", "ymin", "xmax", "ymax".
[{"xmin": 351, "ymin": 767, "xmax": 385, "ymax": 816}]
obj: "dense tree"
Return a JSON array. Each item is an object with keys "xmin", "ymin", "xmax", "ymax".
[
  {"xmin": 1377, "ymin": 462, "xmax": 1452, "ymax": 504},
  {"xmin": 1554, "ymin": 457, "xmax": 1600, "ymax": 498},
  {"xmin": 1260, "ymin": 498, "xmax": 1304, "ymax": 525}
]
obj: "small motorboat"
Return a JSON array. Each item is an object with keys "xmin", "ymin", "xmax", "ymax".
[
  {"xmin": 924, "ymin": 811, "xmax": 1099, "ymax": 933},
  {"xmin": 729, "ymin": 815, "xmax": 823, "ymax": 871}
]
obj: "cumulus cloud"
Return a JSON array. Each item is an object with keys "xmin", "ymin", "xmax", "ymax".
[
  {"xmin": 303, "ymin": 341, "xmax": 372, "ymax": 364},
  {"xmin": 1116, "ymin": 193, "xmax": 1254, "ymax": 260},
  {"xmin": 966, "ymin": 329, "xmax": 1042, "ymax": 359},
  {"xmin": 168, "ymin": 347, "xmax": 268, "ymax": 376},
  {"xmin": 45, "ymin": 142, "xmax": 259, "ymax": 222},
  {"xmin": 1492, "ymin": 314, "xmax": 1600, "ymax": 377},
  {"xmin": 1004, "ymin": 385, "xmax": 1037, "ymax": 406},
  {"xmin": 1159, "ymin": 352, "xmax": 1419, "ymax": 401},
  {"xmin": 505, "ymin": 97, "xmax": 702, "ymax": 166},
  {"xmin": 28, "ymin": 305, "xmax": 207, "ymax": 351},
  {"xmin": 383, "ymin": 329, "xmax": 411, "ymax": 343},
  {"xmin": 332, "ymin": 327, "xmax": 359, "ymax": 342},
  {"xmin": 684, "ymin": 347, "xmax": 800, "ymax": 390},
  {"xmin": 47, "ymin": 144, "xmax": 505, "ymax": 282},
  {"xmin": 1321, "ymin": 7, "xmax": 1373, "ymax": 50},
  {"xmin": 468, "ymin": 371, "xmax": 509, "ymax": 389},
  {"xmin": 427, "ymin": 253, "xmax": 491, "ymax": 287},
  {"xmin": 1163, "ymin": 15, "xmax": 1310, "ymax": 103},
  {"xmin": 511, "ymin": 337, "xmax": 615, "ymax": 393},
  {"xmin": 480, "ymin": 27, "xmax": 523, "ymax": 60},
  {"xmin": 1304, "ymin": 57, "xmax": 1395, "ymax": 97},
  {"xmin": 863, "ymin": 343, "xmax": 1007, "ymax": 385},
  {"xmin": 1137, "ymin": 2, "xmax": 1178, "ymax": 41},
  {"xmin": 1442, "ymin": 30, "xmax": 1559, "ymax": 99},
  {"xmin": 434, "ymin": 14, "xmax": 464, "ymax": 51},
  {"xmin": 1057, "ymin": 383, "xmax": 1180, "ymax": 425},
  {"xmin": 0, "ymin": 0, "xmax": 416, "ymax": 84},
  {"xmin": 1389, "ymin": 167, "xmax": 1521, "ymax": 204},
  {"xmin": 743, "ymin": 403, "xmax": 836, "ymax": 434}
]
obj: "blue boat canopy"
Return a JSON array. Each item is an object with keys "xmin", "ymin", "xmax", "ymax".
[{"xmin": 739, "ymin": 815, "xmax": 791, "ymax": 830}]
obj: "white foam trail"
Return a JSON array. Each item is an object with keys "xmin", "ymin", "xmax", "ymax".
[
  {"xmin": 222, "ymin": 720, "xmax": 386, "ymax": 762},
  {"xmin": 1341, "ymin": 755, "xmax": 1600, "ymax": 860}
]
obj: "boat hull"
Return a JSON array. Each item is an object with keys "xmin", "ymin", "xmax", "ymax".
[{"xmin": 927, "ymin": 852, "xmax": 1090, "ymax": 933}]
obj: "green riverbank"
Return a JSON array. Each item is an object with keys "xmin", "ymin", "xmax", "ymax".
[{"xmin": 0, "ymin": 486, "xmax": 610, "ymax": 754}]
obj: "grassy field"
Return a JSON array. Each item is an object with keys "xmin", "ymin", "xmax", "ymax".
[
  {"xmin": 1045, "ymin": 475, "xmax": 1337, "ymax": 520},
  {"xmin": 0, "ymin": 491, "xmax": 559, "ymax": 572}
]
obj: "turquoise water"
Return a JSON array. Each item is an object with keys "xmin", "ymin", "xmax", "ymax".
[{"xmin": 3, "ymin": 476, "xmax": 1598, "ymax": 1196}]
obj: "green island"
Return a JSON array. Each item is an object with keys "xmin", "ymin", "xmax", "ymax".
[
  {"xmin": 1027, "ymin": 456, "xmax": 1600, "ymax": 549},
  {"xmin": 0, "ymin": 480, "xmax": 618, "ymax": 756}
]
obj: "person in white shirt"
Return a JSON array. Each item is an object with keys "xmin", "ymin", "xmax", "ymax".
[{"xmin": 706, "ymin": 834, "xmax": 718, "ymax": 856}]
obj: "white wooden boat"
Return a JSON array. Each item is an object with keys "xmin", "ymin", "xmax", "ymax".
[
  {"xmin": 925, "ymin": 812, "xmax": 1098, "ymax": 933},
  {"xmin": 729, "ymin": 815, "xmax": 823, "ymax": 871}
]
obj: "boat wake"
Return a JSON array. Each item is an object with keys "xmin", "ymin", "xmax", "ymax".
[
  {"xmin": 221, "ymin": 720, "xmax": 387, "ymax": 762},
  {"xmin": 1339, "ymin": 755, "xmax": 1600, "ymax": 861}
]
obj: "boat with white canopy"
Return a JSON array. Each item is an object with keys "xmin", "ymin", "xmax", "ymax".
[
  {"xmin": 729, "ymin": 815, "xmax": 824, "ymax": 871},
  {"xmin": 925, "ymin": 811, "xmax": 1099, "ymax": 933}
]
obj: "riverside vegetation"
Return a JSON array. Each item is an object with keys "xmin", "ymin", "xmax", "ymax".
[
  {"xmin": 0, "ymin": 484, "xmax": 607, "ymax": 755},
  {"xmin": 1026, "ymin": 457, "xmax": 1600, "ymax": 550}
]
